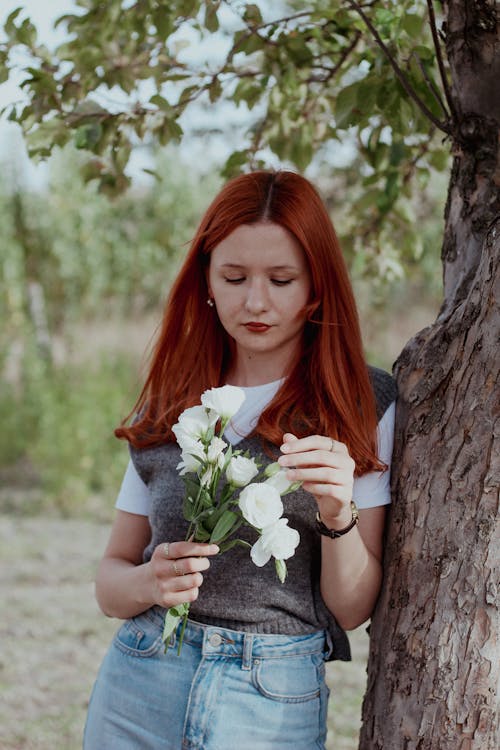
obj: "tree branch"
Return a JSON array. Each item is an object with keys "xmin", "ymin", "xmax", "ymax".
[
  {"xmin": 411, "ymin": 52, "xmax": 450, "ymax": 119},
  {"xmin": 306, "ymin": 29, "xmax": 362, "ymax": 84},
  {"xmin": 426, "ymin": 0, "xmax": 457, "ymax": 120},
  {"xmin": 226, "ymin": 10, "xmax": 313, "ymax": 63},
  {"xmin": 345, "ymin": 0, "xmax": 452, "ymax": 134}
]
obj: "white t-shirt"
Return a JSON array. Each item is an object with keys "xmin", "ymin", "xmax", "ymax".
[{"xmin": 116, "ymin": 380, "xmax": 395, "ymax": 514}]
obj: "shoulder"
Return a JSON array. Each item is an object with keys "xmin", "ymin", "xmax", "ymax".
[
  {"xmin": 367, "ymin": 365, "xmax": 397, "ymax": 421},
  {"xmin": 129, "ymin": 440, "xmax": 181, "ymax": 485}
]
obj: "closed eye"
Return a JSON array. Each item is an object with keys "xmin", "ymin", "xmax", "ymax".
[
  {"xmin": 225, "ymin": 277, "xmax": 245, "ymax": 284},
  {"xmin": 271, "ymin": 279, "xmax": 292, "ymax": 286}
]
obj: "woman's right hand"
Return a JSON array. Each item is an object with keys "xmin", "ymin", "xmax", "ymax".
[{"xmin": 148, "ymin": 541, "xmax": 219, "ymax": 609}]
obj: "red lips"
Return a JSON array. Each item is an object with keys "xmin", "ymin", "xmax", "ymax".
[{"xmin": 244, "ymin": 322, "xmax": 271, "ymax": 332}]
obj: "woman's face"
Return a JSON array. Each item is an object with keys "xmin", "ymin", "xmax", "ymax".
[{"xmin": 208, "ymin": 222, "xmax": 312, "ymax": 381}]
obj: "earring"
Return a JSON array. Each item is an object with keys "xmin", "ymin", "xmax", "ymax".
[{"xmin": 207, "ymin": 298, "xmax": 214, "ymax": 307}]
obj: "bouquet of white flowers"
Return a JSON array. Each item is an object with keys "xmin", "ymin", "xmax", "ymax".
[{"xmin": 163, "ymin": 385, "xmax": 301, "ymax": 653}]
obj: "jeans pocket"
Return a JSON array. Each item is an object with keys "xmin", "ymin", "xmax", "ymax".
[
  {"xmin": 252, "ymin": 652, "xmax": 323, "ymax": 703},
  {"xmin": 113, "ymin": 612, "xmax": 164, "ymax": 658}
]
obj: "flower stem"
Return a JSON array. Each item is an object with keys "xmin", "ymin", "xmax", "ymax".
[{"xmin": 177, "ymin": 605, "xmax": 190, "ymax": 655}]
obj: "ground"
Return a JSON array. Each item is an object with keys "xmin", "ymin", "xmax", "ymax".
[{"xmin": 0, "ymin": 515, "xmax": 368, "ymax": 750}]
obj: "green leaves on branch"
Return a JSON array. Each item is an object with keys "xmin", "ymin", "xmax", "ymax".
[
  {"xmin": 1, "ymin": 0, "xmax": 452, "ymax": 275},
  {"xmin": 4, "ymin": 8, "xmax": 37, "ymax": 47}
]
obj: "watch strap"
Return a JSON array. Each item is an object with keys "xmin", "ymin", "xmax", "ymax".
[{"xmin": 315, "ymin": 501, "xmax": 359, "ymax": 539}]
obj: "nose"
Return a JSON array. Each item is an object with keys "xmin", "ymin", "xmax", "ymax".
[{"xmin": 244, "ymin": 278, "xmax": 270, "ymax": 314}]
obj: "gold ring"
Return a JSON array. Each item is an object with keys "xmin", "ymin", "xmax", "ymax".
[
  {"xmin": 163, "ymin": 543, "xmax": 170, "ymax": 558},
  {"xmin": 172, "ymin": 560, "xmax": 183, "ymax": 577},
  {"xmin": 329, "ymin": 438, "xmax": 335, "ymax": 452}
]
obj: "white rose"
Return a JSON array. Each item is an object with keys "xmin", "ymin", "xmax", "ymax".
[
  {"xmin": 176, "ymin": 438, "xmax": 206, "ymax": 475},
  {"xmin": 200, "ymin": 464, "xmax": 213, "ymax": 487},
  {"xmin": 238, "ymin": 483, "xmax": 283, "ymax": 528},
  {"xmin": 226, "ymin": 455, "xmax": 259, "ymax": 487},
  {"xmin": 250, "ymin": 518, "xmax": 300, "ymax": 567},
  {"xmin": 207, "ymin": 436, "xmax": 227, "ymax": 467},
  {"xmin": 172, "ymin": 405, "xmax": 218, "ymax": 445},
  {"xmin": 264, "ymin": 469, "xmax": 294, "ymax": 495},
  {"xmin": 201, "ymin": 385, "xmax": 245, "ymax": 420}
]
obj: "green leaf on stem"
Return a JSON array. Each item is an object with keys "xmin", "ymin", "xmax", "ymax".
[
  {"xmin": 162, "ymin": 602, "xmax": 190, "ymax": 650},
  {"xmin": 222, "ymin": 444, "xmax": 233, "ymax": 471},
  {"xmin": 275, "ymin": 559, "xmax": 287, "ymax": 583},
  {"xmin": 200, "ymin": 488, "xmax": 213, "ymax": 508},
  {"xmin": 281, "ymin": 481, "xmax": 302, "ymax": 495},
  {"xmin": 183, "ymin": 493, "xmax": 196, "ymax": 520},
  {"xmin": 209, "ymin": 510, "xmax": 239, "ymax": 543},
  {"xmin": 264, "ymin": 461, "xmax": 280, "ymax": 478},
  {"xmin": 217, "ymin": 538, "xmax": 252, "ymax": 553},
  {"xmin": 193, "ymin": 524, "xmax": 210, "ymax": 541}
]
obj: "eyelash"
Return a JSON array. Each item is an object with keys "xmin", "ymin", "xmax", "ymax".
[{"xmin": 224, "ymin": 278, "xmax": 292, "ymax": 286}]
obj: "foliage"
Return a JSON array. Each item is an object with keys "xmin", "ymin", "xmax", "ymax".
[
  {"xmin": 0, "ymin": 0, "xmax": 453, "ymax": 280},
  {"xmin": 0, "ymin": 149, "xmax": 219, "ymax": 514},
  {"xmin": 0, "ymin": 147, "xmax": 217, "ymax": 335},
  {"xmin": 0, "ymin": 347, "xmax": 138, "ymax": 515}
]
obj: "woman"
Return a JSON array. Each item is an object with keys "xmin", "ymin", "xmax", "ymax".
[{"xmin": 84, "ymin": 170, "xmax": 396, "ymax": 749}]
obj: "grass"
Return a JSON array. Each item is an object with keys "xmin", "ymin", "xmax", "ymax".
[
  {"xmin": 0, "ymin": 350, "xmax": 139, "ymax": 518},
  {"xmin": 326, "ymin": 629, "xmax": 369, "ymax": 749},
  {"xmin": 0, "ymin": 514, "xmax": 368, "ymax": 750}
]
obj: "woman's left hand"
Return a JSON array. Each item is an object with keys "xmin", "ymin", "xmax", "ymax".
[{"xmin": 278, "ymin": 432, "xmax": 355, "ymax": 527}]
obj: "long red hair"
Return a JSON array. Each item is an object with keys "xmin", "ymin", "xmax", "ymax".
[{"xmin": 116, "ymin": 170, "xmax": 383, "ymax": 474}]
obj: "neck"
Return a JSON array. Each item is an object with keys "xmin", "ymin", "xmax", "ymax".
[{"xmin": 226, "ymin": 355, "xmax": 288, "ymax": 387}]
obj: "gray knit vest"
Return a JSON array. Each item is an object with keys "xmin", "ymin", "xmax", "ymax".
[{"xmin": 130, "ymin": 366, "xmax": 396, "ymax": 661}]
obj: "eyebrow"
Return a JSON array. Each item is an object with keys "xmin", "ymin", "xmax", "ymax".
[{"xmin": 219, "ymin": 263, "xmax": 299, "ymax": 271}]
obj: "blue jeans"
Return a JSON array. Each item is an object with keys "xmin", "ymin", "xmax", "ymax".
[{"xmin": 84, "ymin": 608, "xmax": 330, "ymax": 749}]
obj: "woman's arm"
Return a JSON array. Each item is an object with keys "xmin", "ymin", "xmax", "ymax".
[
  {"xmin": 318, "ymin": 506, "xmax": 385, "ymax": 630},
  {"xmin": 278, "ymin": 434, "xmax": 386, "ymax": 631},
  {"xmin": 95, "ymin": 510, "xmax": 219, "ymax": 619}
]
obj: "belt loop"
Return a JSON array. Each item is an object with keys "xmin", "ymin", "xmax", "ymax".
[{"xmin": 241, "ymin": 633, "xmax": 253, "ymax": 670}]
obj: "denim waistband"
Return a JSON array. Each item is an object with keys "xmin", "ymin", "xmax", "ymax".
[{"xmin": 145, "ymin": 607, "xmax": 327, "ymax": 666}]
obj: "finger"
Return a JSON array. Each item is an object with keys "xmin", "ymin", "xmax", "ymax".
[
  {"xmin": 283, "ymin": 466, "xmax": 350, "ymax": 485},
  {"xmin": 278, "ymin": 449, "xmax": 354, "ymax": 470},
  {"xmin": 175, "ymin": 541, "xmax": 220, "ymax": 559},
  {"xmin": 157, "ymin": 541, "xmax": 219, "ymax": 560},
  {"xmin": 175, "ymin": 556, "xmax": 212, "ymax": 575},
  {"xmin": 302, "ymin": 481, "xmax": 352, "ymax": 501},
  {"xmin": 170, "ymin": 572, "xmax": 204, "ymax": 592},
  {"xmin": 286, "ymin": 466, "xmax": 353, "ymax": 494},
  {"xmin": 153, "ymin": 556, "xmax": 211, "ymax": 585},
  {"xmin": 171, "ymin": 559, "xmax": 184, "ymax": 577},
  {"xmin": 280, "ymin": 435, "xmax": 349, "ymax": 455},
  {"xmin": 161, "ymin": 587, "xmax": 201, "ymax": 607},
  {"xmin": 170, "ymin": 559, "xmax": 206, "ymax": 577}
]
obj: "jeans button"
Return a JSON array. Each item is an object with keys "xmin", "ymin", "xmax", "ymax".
[{"xmin": 209, "ymin": 632, "xmax": 222, "ymax": 647}]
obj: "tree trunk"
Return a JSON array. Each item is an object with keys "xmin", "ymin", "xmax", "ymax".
[{"xmin": 359, "ymin": 3, "xmax": 500, "ymax": 748}]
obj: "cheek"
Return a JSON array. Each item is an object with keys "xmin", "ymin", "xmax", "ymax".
[
  {"xmin": 213, "ymin": 294, "xmax": 240, "ymax": 325},
  {"xmin": 285, "ymin": 293, "xmax": 310, "ymax": 322}
]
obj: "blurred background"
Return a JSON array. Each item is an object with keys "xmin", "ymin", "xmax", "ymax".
[{"xmin": 0, "ymin": 2, "xmax": 446, "ymax": 749}]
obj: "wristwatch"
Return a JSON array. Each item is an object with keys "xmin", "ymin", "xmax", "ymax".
[{"xmin": 315, "ymin": 501, "xmax": 359, "ymax": 538}]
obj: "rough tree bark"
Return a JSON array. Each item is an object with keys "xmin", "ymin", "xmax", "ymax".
[{"xmin": 359, "ymin": 2, "xmax": 500, "ymax": 748}]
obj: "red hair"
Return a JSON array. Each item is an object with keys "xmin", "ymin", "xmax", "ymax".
[{"xmin": 116, "ymin": 170, "xmax": 383, "ymax": 474}]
